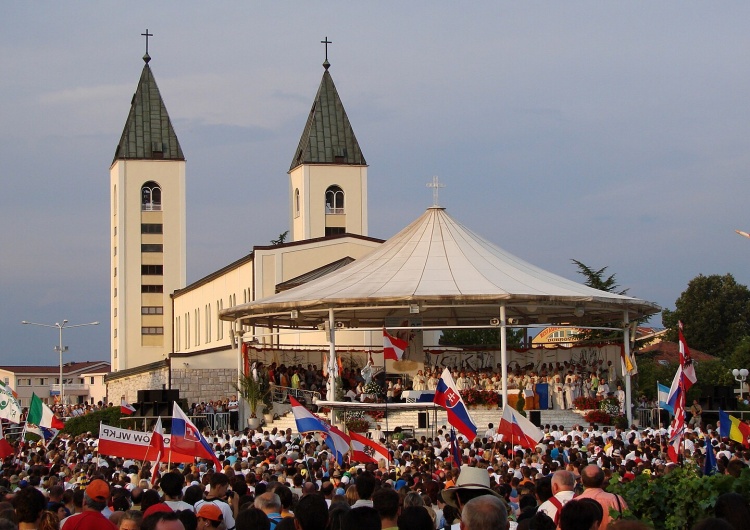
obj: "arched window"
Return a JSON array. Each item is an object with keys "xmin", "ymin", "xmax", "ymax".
[
  {"xmin": 141, "ymin": 181, "xmax": 162, "ymax": 211},
  {"xmin": 325, "ymin": 185, "xmax": 344, "ymax": 214},
  {"xmin": 294, "ymin": 188, "xmax": 300, "ymax": 218}
]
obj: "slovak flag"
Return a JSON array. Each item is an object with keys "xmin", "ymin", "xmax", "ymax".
[
  {"xmin": 349, "ymin": 430, "xmax": 378, "ymax": 464},
  {"xmin": 383, "ymin": 328, "xmax": 408, "ymax": 361},
  {"xmin": 433, "ymin": 368, "xmax": 477, "ymax": 440},
  {"xmin": 290, "ymin": 397, "xmax": 328, "ymax": 433},
  {"xmin": 170, "ymin": 402, "xmax": 220, "ymax": 468},
  {"xmin": 349, "ymin": 430, "xmax": 389, "ymax": 464},
  {"xmin": 324, "ymin": 424, "xmax": 351, "ymax": 464},
  {"xmin": 121, "ymin": 398, "xmax": 136, "ymax": 415},
  {"xmin": 497, "ymin": 405, "xmax": 544, "ymax": 450}
]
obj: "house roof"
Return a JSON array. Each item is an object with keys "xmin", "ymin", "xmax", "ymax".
[
  {"xmin": 112, "ymin": 55, "xmax": 184, "ymax": 164},
  {"xmin": 0, "ymin": 361, "xmax": 111, "ymax": 375},
  {"xmin": 221, "ymin": 207, "xmax": 660, "ymax": 328},
  {"xmin": 276, "ymin": 256, "xmax": 355, "ymax": 293},
  {"xmin": 289, "ymin": 65, "xmax": 366, "ymax": 171},
  {"xmin": 637, "ymin": 341, "xmax": 717, "ymax": 362}
]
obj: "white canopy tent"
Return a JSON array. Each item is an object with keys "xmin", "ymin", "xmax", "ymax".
[{"xmin": 221, "ymin": 207, "xmax": 660, "ymax": 423}]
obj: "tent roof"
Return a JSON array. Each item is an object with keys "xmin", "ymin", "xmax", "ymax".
[{"xmin": 220, "ymin": 207, "xmax": 660, "ymax": 328}]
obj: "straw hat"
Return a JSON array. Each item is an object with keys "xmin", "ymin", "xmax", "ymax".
[{"xmin": 441, "ymin": 465, "xmax": 503, "ymax": 508}]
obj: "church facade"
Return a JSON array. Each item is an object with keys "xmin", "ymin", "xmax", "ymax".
[{"xmin": 106, "ymin": 50, "xmax": 384, "ymax": 405}]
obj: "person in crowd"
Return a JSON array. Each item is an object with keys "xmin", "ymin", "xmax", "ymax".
[
  {"xmin": 60, "ymin": 479, "xmax": 118, "ymax": 530},
  {"xmin": 459, "ymin": 496, "xmax": 508, "ymax": 530},
  {"xmin": 575, "ymin": 466, "xmax": 626, "ymax": 530}
]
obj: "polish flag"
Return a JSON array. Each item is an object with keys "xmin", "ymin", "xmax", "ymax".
[
  {"xmin": 150, "ymin": 417, "xmax": 164, "ymax": 487},
  {"xmin": 383, "ymin": 328, "xmax": 408, "ymax": 361},
  {"xmin": 120, "ymin": 398, "xmax": 136, "ymax": 415},
  {"xmin": 497, "ymin": 405, "xmax": 544, "ymax": 450}
]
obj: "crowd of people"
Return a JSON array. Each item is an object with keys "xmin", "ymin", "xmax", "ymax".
[{"xmin": 0, "ymin": 411, "xmax": 748, "ymax": 530}]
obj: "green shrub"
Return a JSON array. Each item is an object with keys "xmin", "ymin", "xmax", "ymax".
[
  {"xmin": 62, "ymin": 406, "xmax": 126, "ymax": 437},
  {"xmin": 609, "ymin": 466, "xmax": 750, "ymax": 530}
]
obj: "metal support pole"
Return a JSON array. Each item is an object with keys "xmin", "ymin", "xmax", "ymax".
[
  {"xmin": 328, "ymin": 309, "xmax": 336, "ymax": 404},
  {"xmin": 623, "ymin": 311, "xmax": 632, "ymax": 426},
  {"xmin": 500, "ymin": 304, "xmax": 508, "ymax": 410}
]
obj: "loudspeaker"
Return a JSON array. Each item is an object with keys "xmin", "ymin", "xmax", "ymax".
[
  {"xmin": 418, "ymin": 412, "xmax": 429, "ymax": 429},
  {"xmin": 529, "ymin": 410, "xmax": 541, "ymax": 427},
  {"xmin": 163, "ymin": 390, "xmax": 180, "ymax": 403}
]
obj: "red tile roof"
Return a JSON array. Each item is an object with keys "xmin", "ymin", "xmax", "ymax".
[
  {"xmin": 637, "ymin": 341, "xmax": 717, "ymax": 362},
  {"xmin": 0, "ymin": 361, "xmax": 110, "ymax": 375}
]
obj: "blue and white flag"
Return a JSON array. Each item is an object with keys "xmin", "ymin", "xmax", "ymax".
[{"xmin": 658, "ymin": 383, "xmax": 674, "ymax": 416}]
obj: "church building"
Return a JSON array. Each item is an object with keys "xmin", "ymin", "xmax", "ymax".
[{"xmin": 106, "ymin": 46, "xmax": 385, "ymax": 404}]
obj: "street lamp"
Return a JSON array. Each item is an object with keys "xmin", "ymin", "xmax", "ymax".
[
  {"xmin": 21, "ymin": 320, "xmax": 99, "ymax": 408},
  {"xmin": 732, "ymin": 368, "xmax": 749, "ymax": 402}
]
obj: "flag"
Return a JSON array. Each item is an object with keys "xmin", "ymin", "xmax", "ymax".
[
  {"xmin": 290, "ymin": 397, "xmax": 328, "ymax": 433},
  {"xmin": 719, "ymin": 409, "xmax": 750, "ymax": 447},
  {"xmin": 324, "ymin": 424, "xmax": 351, "ymax": 464},
  {"xmin": 23, "ymin": 423, "xmax": 57, "ymax": 446},
  {"xmin": 97, "ymin": 423, "xmax": 193, "ymax": 462},
  {"xmin": 667, "ymin": 322, "xmax": 697, "ymax": 463},
  {"xmin": 434, "ymin": 368, "xmax": 477, "ymax": 440},
  {"xmin": 349, "ymin": 430, "xmax": 389, "ymax": 463},
  {"xmin": 383, "ymin": 328, "xmax": 408, "ymax": 361},
  {"xmin": 120, "ymin": 398, "xmax": 136, "ymax": 415},
  {"xmin": 678, "ymin": 322, "xmax": 697, "ymax": 391},
  {"xmin": 703, "ymin": 441, "xmax": 718, "ymax": 476},
  {"xmin": 450, "ymin": 428, "xmax": 463, "ymax": 466},
  {"xmin": 0, "ymin": 422, "xmax": 13, "ymax": 459},
  {"xmin": 171, "ymin": 402, "xmax": 221, "ymax": 468},
  {"xmin": 150, "ymin": 417, "xmax": 164, "ymax": 487},
  {"xmin": 497, "ymin": 406, "xmax": 544, "ymax": 450},
  {"xmin": 349, "ymin": 430, "xmax": 378, "ymax": 464},
  {"xmin": 0, "ymin": 381, "xmax": 22, "ymax": 424},
  {"xmin": 28, "ymin": 394, "xmax": 64, "ymax": 430},
  {"xmin": 657, "ymin": 383, "xmax": 674, "ymax": 416}
]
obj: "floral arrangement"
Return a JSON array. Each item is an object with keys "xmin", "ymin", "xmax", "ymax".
[
  {"xmin": 363, "ymin": 381, "xmax": 384, "ymax": 395},
  {"xmin": 599, "ymin": 397, "xmax": 621, "ymax": 416},
  {"xmin": 584, "ymin": 409, "xmax": 611, "ymax": 424},
  {"xmin": 573, "ymin": 395, "xmax": 602, "ymax": 410},
  {"xmin": 345, "ymin": 416, "xmax": 371, "ymax": 433},
  {"xmin": 369, "ymin": 410, "xmax": 385, "ymax": 420},
  {"xmin": 460, "ymin": 389, "xmax": 500, "ymax": 408}
]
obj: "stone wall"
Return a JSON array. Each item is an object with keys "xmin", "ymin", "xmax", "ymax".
[
  {"xmin": 171, "ymin": 368, "xmax": 237, "ymax": 405},
  {"xmin": 107, "ymin": 367, "xmax": 237, "ymax": 406},
  {"xmin": 107, "ymin": 367, "xmax": 169, "ymax": 403}
]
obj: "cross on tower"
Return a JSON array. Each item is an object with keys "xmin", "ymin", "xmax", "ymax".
[
  {"xmin": 142, "ymin": 29, "xmax": 153, "ymax": 55},
  {"xmin": 426, "ymin": 176, "xmax": 445, "ymax": 207},
  {"xmin": 321, "ymin": 36, "xmax": 332, "ymax": 69}
]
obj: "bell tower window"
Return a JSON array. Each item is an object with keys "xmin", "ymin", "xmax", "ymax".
[
  {"xmin": 141, "ymin": 181, "xmax": 162, "ymax": 211},
  {"xmin": 294, "ymin": 188, "xmax": 300, "ymax": 218},
  {"xmin": 325, "ymin": 185, "xmax": 344, "ymax": 214}
]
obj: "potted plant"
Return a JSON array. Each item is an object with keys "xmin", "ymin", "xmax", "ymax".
[{"xmin": 233, "ymin": 373, "xmax": 266, "ymax": 429}]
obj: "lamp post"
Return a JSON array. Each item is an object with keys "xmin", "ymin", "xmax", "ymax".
[
  {"xmin": 21, "ymin": 320, "xmax": 99, "ymax": 408},
  {"xmin": 732, "ymin": 368, "xmax": 749, "ymax": 402}
]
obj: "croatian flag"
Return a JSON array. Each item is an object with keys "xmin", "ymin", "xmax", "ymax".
[
  {"xmin": 434, "ymin": 368, "xmax": 477, "ymax": 440},
  {"xmin": 171, "ymin": 402, "xmax": 220, "ymax": 468},
  {"xmin": 657, "ymin": 383, "xmax": 674, "ymax": 416},
  {"xmin": 497, "ymin": 405, "xmax": 544, "ymax": 450},
  {"xmin": 383, "ymin": 328, "xmax": 408, "ymax": 361},
  {"xmin": 290, "ymin": 397, "xmax": 328, "ymax": 433},
  {"xmin": 121, "ymin": 398, "xmax": 136, "ymax": 415},
  {"xmin": 450, "ymin": 428, "xmax": 462, "ymax": 466},
  {"xmin": 324, "ymin": 424, "xmax": 351, "ymax": 464}
]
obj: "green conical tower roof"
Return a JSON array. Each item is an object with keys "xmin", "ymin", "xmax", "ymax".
[
  {"xmin": 290, "ymin": 67, "xmax": 366, "ymax": 172},
  {"xmin": 112, "ymin": 56, "xmax": 184, "ymax": 165}
]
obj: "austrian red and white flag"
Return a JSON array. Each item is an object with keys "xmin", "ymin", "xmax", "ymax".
[
  {"xmin": 349, "ymin": 430, "xmax": 389, "ymax": 464},
  {"xmin": 383, "ymin": 328, "xmax": 408, "ymax": 361},
  {"xmin": 120, "ymin": 398, "xmax": 136, "ymax": 415}
]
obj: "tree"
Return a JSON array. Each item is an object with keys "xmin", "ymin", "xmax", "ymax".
[
  {"xmin": 662, "ymin": 273, "xmax": 750, "ymax": 359},
  {"xmin": 270, "ymin": 231, "xmax": 289, "ymax": 245},
  {"xmin": 571, "ymin": 259, "xmax": 646, "ymax": 344},
  {"xmin": 439, "ymin": 328, "xmax": 523, "ymax": 349}
]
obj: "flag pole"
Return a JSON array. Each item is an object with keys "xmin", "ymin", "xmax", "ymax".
[{"xmin": 656, "ymin": 380, "xmax": 661, "ymax": 429}]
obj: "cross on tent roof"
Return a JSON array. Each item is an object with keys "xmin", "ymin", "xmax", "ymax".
[
  {"xmin": 321, "ymin": 36, "xmax": 332, "ymax": 70},
  {"xmin": 426, "ymin": 176, "xmax": 445, "ymax": 207},
  {"xmin": 142, "ymin": 29, "xmax": 153, "ymax": 63}
]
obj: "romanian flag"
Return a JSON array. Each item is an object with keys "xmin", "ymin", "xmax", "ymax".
[{"xmin": 719, "ymin": 409, "xmax": 750, "ymax": 447}]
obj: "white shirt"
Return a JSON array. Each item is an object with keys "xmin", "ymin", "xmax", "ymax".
[{"xmin": 538, "ymin": 490, "xmax": 576, "ymax": 522}]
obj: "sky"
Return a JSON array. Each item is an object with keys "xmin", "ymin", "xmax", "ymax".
[{"xmin": 2, "ymin": 3, "xmax": 750, "ymax": 367}]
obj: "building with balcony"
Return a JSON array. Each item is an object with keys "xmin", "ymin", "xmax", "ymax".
[{"xmin": 0, "ymin": 361, "xmax": 110, "ymax": 408}]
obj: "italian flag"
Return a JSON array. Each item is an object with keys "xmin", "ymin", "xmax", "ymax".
[{"xmin": 28, "ymin": 394, "xmax": 65, "ymax": 430}]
